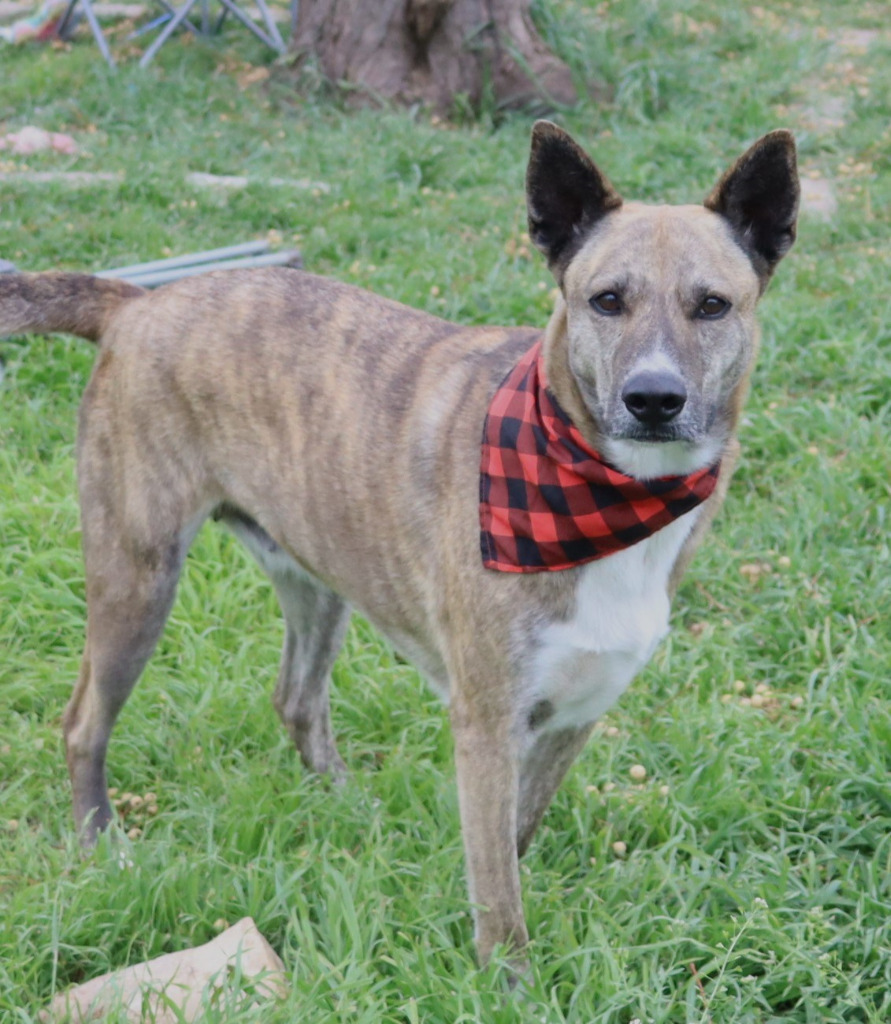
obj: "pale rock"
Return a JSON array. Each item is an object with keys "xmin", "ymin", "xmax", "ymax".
[{"xmin": 43, "ymin": 917, "xmax": 287, "ymax": 1023}]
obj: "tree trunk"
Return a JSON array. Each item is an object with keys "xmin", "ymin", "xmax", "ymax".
[{"xmin": 290, "ymin": 0, "xmax": 578, "ymax": 114}]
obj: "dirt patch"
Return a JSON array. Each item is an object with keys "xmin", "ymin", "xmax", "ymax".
[{"xmin": 799, "ymin": 172, "xmax": 838, "ymax": 220}]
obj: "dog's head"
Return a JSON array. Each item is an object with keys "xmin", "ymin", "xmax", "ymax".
[{"xmin": 527, "ymin": 123, "xmax": 799, "ymax": 479}]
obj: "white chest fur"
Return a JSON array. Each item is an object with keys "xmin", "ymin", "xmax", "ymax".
[{"xmin": 526, "ymin": 508, "xmax": 701, "ymax": 735}]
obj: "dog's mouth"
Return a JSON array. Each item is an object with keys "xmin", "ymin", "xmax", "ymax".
[
  {"xmin": 614, "ymin": 423, "xmax": 691, "ymax": 444},
  {"xmin": 599, "ymin": 432, "xmax": 725, "ymax": 479}
]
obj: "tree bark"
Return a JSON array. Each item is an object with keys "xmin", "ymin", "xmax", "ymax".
[{"xmin": 290, "ymin": 0, "xmax": 578, "ymax": 114}]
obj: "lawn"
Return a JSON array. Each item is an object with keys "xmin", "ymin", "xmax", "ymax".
[{"xmin": 1, "ymin": 0, "xmax": 890, "ymax": 1020}]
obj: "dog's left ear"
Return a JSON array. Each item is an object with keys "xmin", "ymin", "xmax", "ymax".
[
  {"xmin": 705, "ymin": 130, "xmax": 799, "ymax": 286},
  {"xmin": 526, "ymin": 121, "xmax": 623, "ymax": 281}
]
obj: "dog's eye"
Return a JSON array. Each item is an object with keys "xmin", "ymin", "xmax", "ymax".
[
  {"xmin": 698, "ymin": 296, "xmax": 730, "ymax": 319},
  {"xmin": 590, "ymin": 291, "xmax": 622, "ymax": 316}
]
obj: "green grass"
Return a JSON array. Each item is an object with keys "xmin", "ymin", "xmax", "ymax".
[{"xmin": 1, "ymin": 0, "xmax": 890, "ymax": 1020}]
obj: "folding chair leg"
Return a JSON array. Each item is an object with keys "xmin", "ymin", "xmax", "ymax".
[
  {"xmin": 82, "ymin": 0, "xmax": 116, "ymax": 65},
  {"xmin": 138, "ymin": 0, "xmax": 201, "ymax": 65},
  {"xmin": 57, "ymin": 0, "xmax": 78, "ymax": 38},
  {"xmin": 217, "ymin": 0, "xmax": 284, "ymax": 51},
  {"xmin": 59, "ymin": 0, "xmax": 116, "ymax": 67},
  {"xmin": 153, "ymin": 0, "xmax": 204, "ymax": 37},
  {"xmin": 253, "ymin": 0, "xmax": 284, "ymax": 51}
]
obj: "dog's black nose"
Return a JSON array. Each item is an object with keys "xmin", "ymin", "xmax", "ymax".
[{"xmin": 622, "ymin": 370, "xmax": 687, "ymax": 426}]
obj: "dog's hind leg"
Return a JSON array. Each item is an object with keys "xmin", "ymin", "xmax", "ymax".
[
  {"xmin": 271, "ymin": 570, "xmax": 350, "ymax": 778},
  {"xmin": 516, "ymin": 723, "xmax": 593, "ymax": 858},
  {"xmin": 64, "ymin": 509, "xmax": 202, "ymax": 844},
  {"xmin": 219, "ymin": 511, "xmax": 350, "ymax": 778}
]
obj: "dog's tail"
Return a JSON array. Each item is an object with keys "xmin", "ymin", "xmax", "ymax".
[{"xmin": 0, "ymin": 273, "xmax": 145, "ymax": 343}]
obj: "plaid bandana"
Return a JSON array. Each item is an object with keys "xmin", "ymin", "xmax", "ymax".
[{"xmin": 479, "ymin": 342, "xmax": 720, "ymax": 572}]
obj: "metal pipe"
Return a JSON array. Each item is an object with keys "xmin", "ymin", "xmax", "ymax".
[
  {"xmin": 120, "ymin": 249, "xmax": 303, "ymax": 288},
  {"xmin": 96, "ymin": 240, "xmax": 271, "ymax": 279}
]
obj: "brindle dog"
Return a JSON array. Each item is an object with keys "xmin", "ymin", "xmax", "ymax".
[{"xmin": 0, "ymin": 123, "xmax": 798, "ymax": 968}]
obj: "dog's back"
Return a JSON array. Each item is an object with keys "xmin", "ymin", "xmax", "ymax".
[{"xmin": 0, "ymin": 267, "xmax": 540, "ymax": 663}]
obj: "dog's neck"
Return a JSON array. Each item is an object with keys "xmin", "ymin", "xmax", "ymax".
[
  {"xmin": 540, "ymin": 295, "xmax": 605, "ymax": 451},
  {"xmin": 479, "ymin": 339, "xmax": 720, "ymax": 572}
]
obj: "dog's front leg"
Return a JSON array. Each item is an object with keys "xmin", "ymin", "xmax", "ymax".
[{"xmin": 450, "ymin": 694, "xmax": 528, "ymax": 968}]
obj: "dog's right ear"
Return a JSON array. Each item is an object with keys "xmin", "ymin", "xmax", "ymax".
[{"xmin": 526, "ymin": 121, "xmax": 623, "ymax": 281}]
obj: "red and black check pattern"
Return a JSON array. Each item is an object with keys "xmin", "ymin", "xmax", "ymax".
[{"xmin": 480, "ymin": 342, "xmax": 720, "ymax": 572}]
